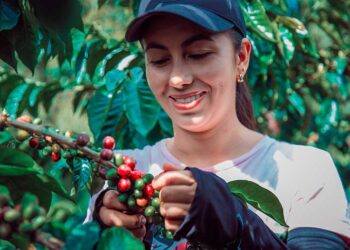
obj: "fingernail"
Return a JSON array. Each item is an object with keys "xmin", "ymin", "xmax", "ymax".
[{"xmin": 139, "ymin": 215, "xmax": 146, "ymax": 226}]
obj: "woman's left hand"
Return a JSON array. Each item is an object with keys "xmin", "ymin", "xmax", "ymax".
[{"xmin": 152, "ymin": 163, "xmax": 197, "ymax": 232}]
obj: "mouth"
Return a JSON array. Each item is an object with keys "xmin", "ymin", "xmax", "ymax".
[{"xmin": 169, "ymin": 91, "xmax": 207, "ymax": 110}]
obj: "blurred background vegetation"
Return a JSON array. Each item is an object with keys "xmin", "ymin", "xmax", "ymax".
[{"xmin": 0, "ymin": 0, "xmax": 349, "ymax": 247}]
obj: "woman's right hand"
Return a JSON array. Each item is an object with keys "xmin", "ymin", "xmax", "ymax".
[{"xmin": 99, "ymin": 190, "xmax": 147, "ymax": 240}]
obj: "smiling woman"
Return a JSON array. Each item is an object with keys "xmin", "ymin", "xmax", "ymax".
[{"xmin": 85, "ymin": 0, "xmax": 350, "ymax": 249}]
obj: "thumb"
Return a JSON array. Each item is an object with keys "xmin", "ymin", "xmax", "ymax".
[{"xmin": 163, "ymin": 162, "xmax": 184, "ymax": 172}]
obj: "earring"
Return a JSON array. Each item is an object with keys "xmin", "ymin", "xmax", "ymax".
[{"xmin": 237, "ymin": 74, "xmax": 244, "ymax": 84}]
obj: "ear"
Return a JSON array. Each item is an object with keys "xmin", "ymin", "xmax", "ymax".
[{"xmin": 236, "ymin": 38, "xmax": 251, "ymax": 75}]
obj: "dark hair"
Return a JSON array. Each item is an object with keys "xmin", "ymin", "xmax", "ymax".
[{"xmin": 230, "ymin": 30, "xmax": 256, "ymax": 130}]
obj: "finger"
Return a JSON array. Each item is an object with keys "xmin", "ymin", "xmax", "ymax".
[
  {"xmin": 160, "ymin": 185, "xmax": 196, "ymax": 203},
  {"xmin": 160, "ymin": 202, "xmax": 190, "ymax": 220},
  {"xmin": 152, "ymin": 170, "xmax": 195, "ymax": 190},
  {"xmin": 163, "ymin": 163, "xmax": 184, "ymax": 171},
  {"xmin": 130, "ymin": 225, "xmax": 146, "ymax": 240},
  {"xmin": 103, "ymin": 190, "xmax": 127, "ymax": 211},
  {"xmin": 164, "ymin": 219, "xmax": 183, "ymax": 233},
  {"xmin": 99, "ymin": 207, "xmax": 146, "ymax": 229}
]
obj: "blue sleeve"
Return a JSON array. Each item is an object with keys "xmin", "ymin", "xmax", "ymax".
[{"xmin": 172, "ymin": 167, "xmax": 349, "ymax": 249}]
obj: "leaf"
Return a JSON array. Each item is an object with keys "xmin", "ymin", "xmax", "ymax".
[
  {"xmin": 0, "ymin": 0, "xmax": 20, "ymax": 31},
  {"xmin": 37, "ymin": 174, "xmax": 73, "ymax": 202},
  {"xmin": 0, "ymin": 240, "xmax": 16, "ymax": 250},
  {"xmin": 98, "ymin": 0, "xmax": 109, "ymax": 8},
  {"xmin": 5, "ymin": 83, "xmax": 30, "ymax": 119},
  {"xmin": 241, "ymin": 0, "xmax": 276, "ymax": 42},
  {"xmin": 123, "ymin": 67, "xmax": 161, "ymax": 136},
  {"xmin": 0, "ymin": 165, "xmax": 42, "ymax": 176},
  {"xmin": 72, "ymin": 158, "xmax": 91, "ymax": 192},
  {"xmin": 0, "ymin": 147, "xmax": 37, "ymax": 168},
  {"xmin": 29, "ymin": 86, "xmax": 43, "ymax": 107},
  {"xmin": 228, "ymin": 180, "xmax": 288, "ymax": 227},
  {"xmin": 287, "ymin": 91, "xmax": 305, "ymax": 116},
  {"xmin": 87, "ymin": 89, "xmax": 124, "ymax": 145},
  {"xmin": 0, "ymin": 131, "xmax": 14, "ymax": 145},
  {"xmin": 97, "ymin": 227, "xmax": 144, "ymax": 250},
  {"xmin": 278, "ymin": 25, "xmax": 295, "ymax": 63},
  {"xmin": 105, "ymin": 69, "xmax": 126, "ymax": 92},
  {"xmin": 63, "ymin": 222, "xmax": 100, "ymax": 250}
]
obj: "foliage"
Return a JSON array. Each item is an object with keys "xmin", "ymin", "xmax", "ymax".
[{"xmin": 0, "ymin": 0, "xmax": 349, "ymax": 248}]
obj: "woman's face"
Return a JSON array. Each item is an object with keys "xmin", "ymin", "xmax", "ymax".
[{"xmin": 142, "ymin": 15, "xmax": 242, "ymax": 133}]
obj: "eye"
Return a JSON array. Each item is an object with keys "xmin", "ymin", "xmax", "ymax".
[
  {"xmin": 188, "ymin": 52, "xmax": 212, "ymax": 60},
  {"xmin": 150, "ymin": 58, "xmax": 169, "ymax": 66}
]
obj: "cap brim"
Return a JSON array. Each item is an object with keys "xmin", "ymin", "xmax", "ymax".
[{"xmin": 125, "ymin": 3, "xmax": 234, "ymax": 42}]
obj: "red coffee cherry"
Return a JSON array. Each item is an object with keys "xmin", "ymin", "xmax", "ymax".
[
  {"xmin": 130, "ymin": 170, "xmax": 142, "ymax": 181},
  {"xmin": 76, "ymin": 133, "xmax": 90, "ymax": 147},
  {"xmin": 16, "ymin": 115, "xmax": 32, "ymax": 123},
  {"xmin": 103, "ymin": 136, "xmax": 115, "ymax": 150},
  {"xmin": 117, "ymin": 164, "xmax": 132, "ymax": 177},
  {"xmin": 51, "ymin": 152, "xmax": 61, "ymax": 162},
  {"xmin": 100, "ymin": 149, "xmax": 113, "ymax": 161},
  {"xmin": 143, "ymin": 184, "xmax": 154, "ymax": 198},
  {"xmin": 123, "ymin": 156, "xmax": 136, "ymax": 170},
  {"xmin": 118, "ymin": 178, "xmax": 131, "ymax": 192},
  {"xmin": 29, "ymin": 137, "xmax": 40, "ymax": 148}
]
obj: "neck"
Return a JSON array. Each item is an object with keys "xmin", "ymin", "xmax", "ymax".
[{"xmin": 168, "ymin": 116, "xmax": 263, "ymax": 168}]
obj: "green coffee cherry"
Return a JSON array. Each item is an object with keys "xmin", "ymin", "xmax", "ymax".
[
  {"xmin": 118, "ymin": 193, "xmax": 128, "ymax": 203},
  {"xmin": 134, "ymin": 179, "xmax": 145, "ymax": 190},
  {"xmin": 4, "ymin": 209, "xmax": 20, "ymax": 223},
  {"xmin": 32, "ymin": 216, "xmax": 46, "ymax": 229},
  {"xmin": 151, "ymin": 198, "xmax": 160, "ymax": 208},
  {"xmin": 114, "ymin": 153, "xmax": 124, "ymax": 166},
  {"xmin": 143, "ymin": 173, "xmax": 154, "ymax": 184},
  {"xmin": 19, "ymin": 221, "xmax": 33, "ymax": 233},
  {"xmin": 144, "ymin": 206, "xmax": 155, "ymax": 217},
  {"xmin": 127, "ymin": 196, "xmax": 136, "ymax": 208},
  {"xmin": 106, "ymin": 169, "xmax": 118, "ymax": 180},
  {"xmin": 23, "ymin": 204, "xmax": 36, "ymax": 220},
  {"xmin": 165, "ymin": 230, "xmax": 173, "ymax": 240},
  {"xmin": 154, "ymin": 190, "xmax": 160, "ymax": 198},
  {"xmin": 134, "ymin": 189, "xmax": 143, "ymax": 198}
]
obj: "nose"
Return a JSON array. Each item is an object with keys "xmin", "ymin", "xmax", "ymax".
[{"xmin": 168, "ymin": 61, "xmax": 193, "ymax": 89}]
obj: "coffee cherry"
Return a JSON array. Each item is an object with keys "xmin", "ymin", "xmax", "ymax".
[
  {"xmin": 136, "ymin": 198, "xmax": 148, "ymax": 207},
  {"xmin": 117, "ymin": 164, "xmax": 132, "ymax": 177},
  {"xmin": 143, "ymin": 173, "xmax": 154, "ymax": 184},
  {"xmin": 15, "ymin": 130, "xmax": 30, "ymax": 141},
  {"xmin": 52, "ymin": 144, "xmax": 61, "ymax": 153},
  {"xmin": 134, "ymin": 178, "xmax": 145, "ymax": 190},
  {"xmin": 143, "ymin": 184, "xmax": 154, "ymax": 198},
  {"xmin": 114, "ymin": 153, "xmax": 124, "ymax": 166},
  {"xmin": 16, "ymin": 115, "xmax": 32, "ymax": 123},
  {"xmin": 103, "ymin": 136, "xmax": 115, "ymax": 150},
  {"xmin": 98, "ymin": 167, "xmax": 108, "ymax": 179},
  {"xmin": 106, "ymin": 169, "xmax": 118, "ymax": 180},
  {"xmin": 130, "ymin": 170, "xmax": 142, "ymax": 181},
  {"xmin": 165, "ymin": 230, "xmax": 173, "ymax": 240},
  {"xmin": 118, "ymin": 178, "xmax": 131, "ymax": 192},
  {"xmin": 118, "ymin": 193, "xmax": 128, "ymax": 203},
  {"xmin": 0, "ymin": 223, "xmax": 12, "ymax": 239},
  {"xmin": 123, "ymin": 156, "xmax": 136, "ymax": 170},
  {"xmin": 76, "ymin": 133, "xmax": 90, "ymax": 147},
  {"xmin": 144, "ymin": 206, "xmax": 155, "ymax": 217},
  {"xmin": 19, "ymin": 221, "xmax": 33, "ymax": 234},
  {"xmin": 127, "ymin": 196, "xmax": 136, "ymax": 208},
  {"xmin": 51, "ymin": 152, "xmax": 61, "ymax": 162},
  {"xmin": 29, "ymin": 137, "xmax": 40, "ymax": 148},
  {"xmin": 32, "ymin": 216, "xmax": 46, "ymax": 229},
  {"xmin": 38, "ymin": 139, "xmax": 46, "ymax": 149},
  {"xmin": 151, "ymin": 198, "xmax": 160, "ymax": 208},
  {"xmin": 4, "ymin": 208, "xmax": 20, "ymax": 223},
  {"xmin": 100, "ymin": 149, "xmax": 113, "ymax": 161},
  {"xmin": 134, "ymin": 189, "xmax": 143, "ymax": 198}
]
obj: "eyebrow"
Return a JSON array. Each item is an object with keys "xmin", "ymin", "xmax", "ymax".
[{"xmin": 145, "ymin": 34, "xmax": 214, "ymax": 52}]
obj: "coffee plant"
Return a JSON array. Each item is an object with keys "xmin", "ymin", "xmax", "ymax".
[{"xmin": 0, "ymin": 0, "xmax": 349, "ymax": 249}]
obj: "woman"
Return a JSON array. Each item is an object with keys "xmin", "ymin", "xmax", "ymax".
[{"xmin": 85, "ymin": 0, "xmax": 349, "ymax": 249}]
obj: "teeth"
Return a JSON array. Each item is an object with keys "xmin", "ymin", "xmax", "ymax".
[{"xmin": 174, "ymin": 94, "xmax": 202, "ymax": 103}]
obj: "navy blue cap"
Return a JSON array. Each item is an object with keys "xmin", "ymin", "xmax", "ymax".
[{"xmin": 125, "ymin": 0, "xmax": 246, "ymax": 42}]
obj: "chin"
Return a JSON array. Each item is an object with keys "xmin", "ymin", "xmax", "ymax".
[{"xmin": 175, "ymin": 118, "xmax": 213, "ymax": 133}]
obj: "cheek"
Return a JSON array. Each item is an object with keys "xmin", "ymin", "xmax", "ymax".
[{"xmin": 146, "ymin": 68, "xmax": 166, "ymax": 97}]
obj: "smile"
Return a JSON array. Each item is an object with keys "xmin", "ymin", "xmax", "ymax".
[{"xmin": 169, "ymin": 92, "xmax": 206, "ymax": 111}]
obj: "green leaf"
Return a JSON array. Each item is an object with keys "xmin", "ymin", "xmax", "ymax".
[
  {"xmin": 63, "ymin": 222, "xmax": 100, "ymax": 250},
  {"xmin": 278, "ymin": 26, "xmax": 295, "ymax": 63},
  {"xmin": 0, "ymin": 131, "xmax": 14, "ymax": 145},
  {"xmin": 5, "ymin": 83, "xmax": 30, "ymax": 119},
  {"xmin": 98, "ymin": 0, "xmax": 109, "ymax": 8},
  {"xmin": 241, "ymin": 0, "xmax": 276, "ymax": 42},
  {"xmin": 97, "ymin": 227, "xmax": 144, "ymax": 250},
  {"xmin": 0, "ymin": 0, "xmax": 20, "ymax": 31},
  {"xmin": 123, "ymin": 67, "xmax": 161, "ymax": 136},
  {"xmin": 105, "ymin": 69, "xmax": 126, "ymax": 92},
  {"xmin": 0, "ymin": 147, "xmax": 37, "ymax": 168},
  {"xmin": 87, "ymin": 89, "xmax": 124, "ymax": 145},
  {"xmin": 72, "ymin": 158, "xmax": 91, "ymax": 192},
  {"xmin": 37, "ymin": 174, "xmax": 73, "ymax": 202},
  {"xmin": 287, "ymin": 91, "xmax": 305, "ymax": 116},
  {"xmin": 228, "ymin": 180, "xmax": 288, "ymax": 227},
  {"xmin": 20, "ymin": 192, "xmax": 38, "ymax": 208},
  {"xmin": 0, "ymin": 184, "xmax": 10, "ymax": 197},
  {"xmin": 316, "ymin": 99, "xmax": 340, "ymax": 133},
  {"xmin": 29, "ymin": 86, "xmax": 43, "ymax": 107},
  {"xmin": 0, "ymin": 165, "xmax": 42, "ymax": 176},
  {"xmin": 0, "ymin": 240, "xmax": 16, "ymax": 250}
]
